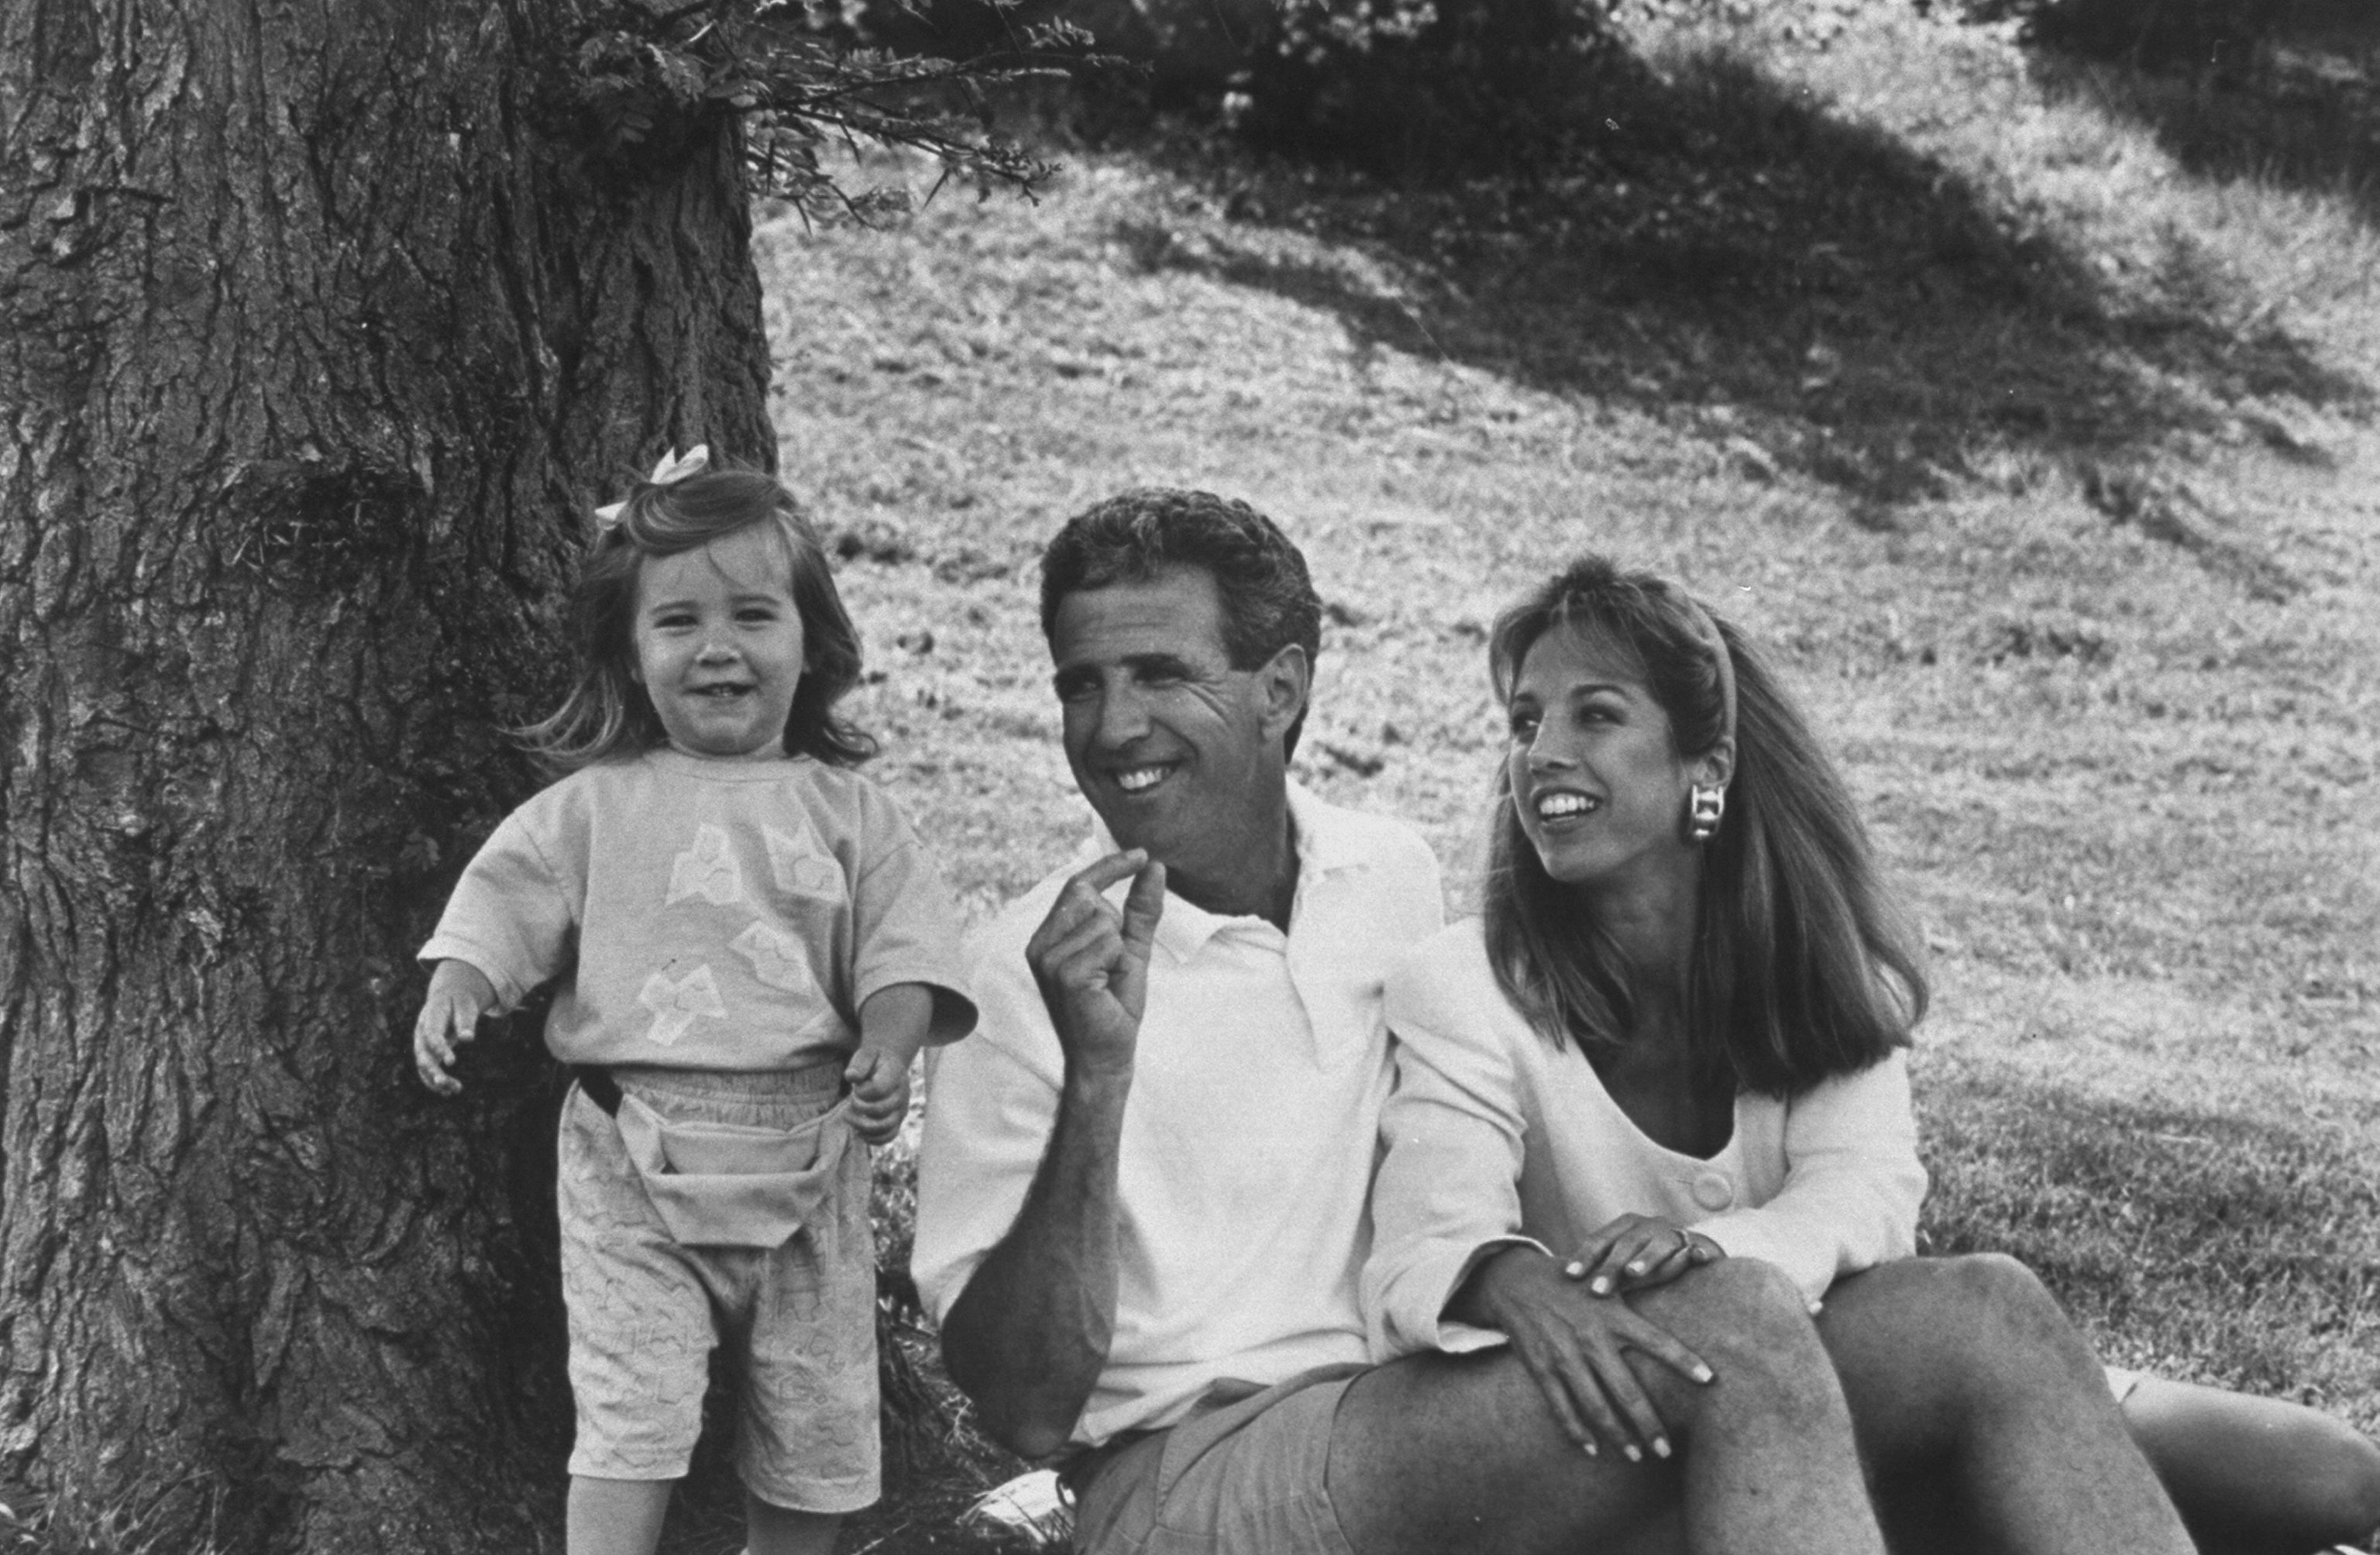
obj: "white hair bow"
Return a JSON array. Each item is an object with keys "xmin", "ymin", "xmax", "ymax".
[{"xmin": 594, "ymin": 444, "xmax": 710, "ymax": 532}]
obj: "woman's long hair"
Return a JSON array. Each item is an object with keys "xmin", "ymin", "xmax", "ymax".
[
  {"xmin": 1484, "ymin": 556, "xmax": 1925, "ymax": 1096},
  {"xmin": 518, "ymin": 466, "xmax": 875, "ymax": 772}
]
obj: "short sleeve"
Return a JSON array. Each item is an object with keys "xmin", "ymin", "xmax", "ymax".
[
  {"xmin": 848, "ymin": 787, "xmax": 978, "ymax": 1044},
  {"xmin": 418, "ymin": 808, "xmax": 577, "ymax": 1009},
  {"xmin": 911, "ymin": 915, "xmax": 1063, "ymax": 1323}
]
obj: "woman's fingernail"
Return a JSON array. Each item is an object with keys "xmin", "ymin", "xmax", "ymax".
[
  {"xmin": 1590, "ymin": 1277, "xmax": 1612, "ymax": 1295},
  {"xmin": 1563, "ymin": 1261, "xmax": 1587, "ymax": 1278},
  {"xmin": 1625, "ymin": 1260, "xmax": 1646, "ymax": 1274},
  {"xmin": 1624, "ymin": 1443, "xmax": 1642, "ymax": 1464},
  {"xmin": 1693, "ymin": 1364, "xmax": 1714, "ymax": 1384},
  {"xmin": 1808, "ymin": 1299, "xmax": 1825, "ymax": 1316},
  {"xmin": 1653, "ymin": 1437, "xmax": 1672, "ymax": 1460},
  {"xmin": 1583, "ymin": 1439, "xmax": 1598, "ymax": 1457}
]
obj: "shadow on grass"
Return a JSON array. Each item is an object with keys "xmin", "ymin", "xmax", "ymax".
[
  {"xmin": 2024, "ymin": 0, "xmax": 2380, "ymax": 227},
  {"xmin": 1917, "ymin": 1067, "xmax": 2379, "ymax": 1411},
  {"xmin": 1114, "ymin": 40, "xmax": 2368, "ymax": 521}
]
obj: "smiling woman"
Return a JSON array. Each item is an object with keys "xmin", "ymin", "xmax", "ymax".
[
  {"xmin": 1364, "ymin": 552, "xmax": 2380, "ymax": 1555},
  {"xmin": 1503, "ymin": 628, "xmax": 1728, "ymax": 934},
  {"xmin": 1483, "ymin": 556, "xmax": 1921, "ymax": 1106}
]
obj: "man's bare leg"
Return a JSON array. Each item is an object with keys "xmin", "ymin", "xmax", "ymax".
[
  {"xmin": 1329, "ymin": 1257, "xmax": 1886, "ymax": 1555},
  {"xmin": 1816, "ymin": 1254, "xmax": 2194, "ymax": 1555}
]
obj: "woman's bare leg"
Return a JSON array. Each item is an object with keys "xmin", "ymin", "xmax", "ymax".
[
  {"xmin": 2121, "ymin": 1375, "xmax": 2380, "ymax": 1555},
  {"xmin": 1814, "ymin": 1254, "xmax": 2194, "ymax": 1555}
]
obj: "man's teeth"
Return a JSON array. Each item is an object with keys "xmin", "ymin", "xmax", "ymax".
[
  {"xmin": 1116, "ymin": 766, "xmax": 1170, "ymax": 793},
  {"xmin": 1536, "ymin": 793, "xmax": 1600, "ymax": 819}
]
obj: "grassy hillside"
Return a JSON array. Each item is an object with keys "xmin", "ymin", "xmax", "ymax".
[{"xmin": 714, "ymin": 3, "xmax": 2376, "ymax": 1548}]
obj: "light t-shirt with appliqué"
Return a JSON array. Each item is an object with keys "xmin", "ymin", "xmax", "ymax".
[{"xmin": 421, "ymin": 748, "xmax": 974, "ymax": 1068}]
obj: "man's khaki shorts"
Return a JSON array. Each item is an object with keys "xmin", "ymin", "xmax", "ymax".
[
  {"xmin": 557, "ymin": 1065, "xmax": 879, "ymax": 1512},
  {"xmin": 1070, "ymin": 1366, "xmax": 1368, "ymax": 1555}
]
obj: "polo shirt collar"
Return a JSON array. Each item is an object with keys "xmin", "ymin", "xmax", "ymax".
[{"xmin": 1076, "ymin": 781, "xmax": 1367, "ymax": 962}]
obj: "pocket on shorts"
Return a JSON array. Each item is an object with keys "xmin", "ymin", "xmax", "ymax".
[
  {"xmin": 559, "ymin": 1085, "xmax": 665, "ymax": 1233},
  {"xmin": 608, "ymin": 1087, "xmax": 855, "ymax": 1250},
  {"xmin": 1145, "ymin": 1368, "xmax": 1366, "ymax": 1550}
]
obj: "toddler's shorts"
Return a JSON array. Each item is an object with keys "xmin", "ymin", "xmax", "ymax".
[{"xmin": 558, "ymin": 1062, "xmax": 879, "ymax": 1512}]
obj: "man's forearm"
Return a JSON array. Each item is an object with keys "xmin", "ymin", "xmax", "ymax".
[{"xmin": 939, "ymin": 1066, "xmax": 1132, "ymax": 1460}]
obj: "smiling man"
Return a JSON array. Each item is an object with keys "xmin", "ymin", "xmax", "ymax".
[
  {"xmin": 910, "ymin": 492, "xmax": 1931, "ymax": 1555},
  {"xmin": 913, "ymin": 487, "xmax": 1443, "ymax": 1491},
  {"xmin": 1043, "ymin": 504, "xmax": 1314, "ymax": 927}
]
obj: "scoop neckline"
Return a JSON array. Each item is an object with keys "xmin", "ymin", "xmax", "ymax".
[{"xmin": 1572, "ymin": 1041, "xmax": 1742, "ymax": 1166}]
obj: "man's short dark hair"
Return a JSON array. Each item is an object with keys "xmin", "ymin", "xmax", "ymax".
[{"xmin": 1039, "ymin": 488, "xmax": 1322, "ymax": 758}]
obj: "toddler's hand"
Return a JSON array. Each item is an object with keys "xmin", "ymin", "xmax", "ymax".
[
  {"xmin": 844, "ymin": 1044, "xmax": 912, "ymax": 1146},
  {"xmin": 414, "ymin": 960, "xmax": 497, "ymax": 1096}
]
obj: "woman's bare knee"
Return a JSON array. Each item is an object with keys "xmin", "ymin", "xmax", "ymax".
[
  {"xmin": 1876, "ymin": 1254, "xmax": 2083, "ymax": 1364},
  {"xmin": 1931, "ymin": 1251, "xmax": 2052, "ymax": 1312},
  {"xmin": 1945, "ymin": 1254, "xmax": 2110, "ymax": 1380},
  {"xmin": 1817, "ymin": 1254, "xmax": 2108, "ymax": 1458}
]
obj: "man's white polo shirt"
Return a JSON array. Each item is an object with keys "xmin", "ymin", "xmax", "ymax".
[{"xmin": 913, "ymin": 783, "xmax": 1443, "ymax": 1450}]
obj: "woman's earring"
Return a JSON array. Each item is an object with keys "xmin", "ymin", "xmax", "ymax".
[{"xmin": 1684, "ymin": 783, "xmax": 1725, "ymax": 844}]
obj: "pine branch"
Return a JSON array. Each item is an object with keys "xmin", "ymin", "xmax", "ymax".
[{"xmin": 571, "ymin": 0, "xmax": 1123, "ymax": 214}]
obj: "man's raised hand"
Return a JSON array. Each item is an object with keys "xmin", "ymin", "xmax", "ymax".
[{"xmin": 1024, "ymin": 849, "xmax": 1167, "ymax": 1082}]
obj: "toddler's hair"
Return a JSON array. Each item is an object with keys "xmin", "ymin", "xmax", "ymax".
[{"xmin": 520, "ymin": 463, "xmax": 875, "ymax": 771}]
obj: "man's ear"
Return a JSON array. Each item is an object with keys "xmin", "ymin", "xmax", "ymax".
[
  {"xmin": 1256, "ymin": 645, "xmax": 1312, "ymax": 745},
  {"xmin": 1694, "ymin": 737, "xmax": 1736, "ymax": 791}
]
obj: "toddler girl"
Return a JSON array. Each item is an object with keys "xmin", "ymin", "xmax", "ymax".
[{"xmin": 413, "ymin": 448, "xmax": 975, "ymax": 1555}]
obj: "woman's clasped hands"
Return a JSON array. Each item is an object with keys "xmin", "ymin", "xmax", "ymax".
[{"xmin": 1463, "ymin": 1215, "xmax": 1725, "ymax": 1465}]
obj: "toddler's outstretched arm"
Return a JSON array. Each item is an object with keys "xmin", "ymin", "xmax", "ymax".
[
  {"xmin": 414, "ymin": 959, "xmax": 497, "ymax": 1095},
  {"xmin": 845, "ymin": 983, "xmax": 934, "ymax": 1145}
]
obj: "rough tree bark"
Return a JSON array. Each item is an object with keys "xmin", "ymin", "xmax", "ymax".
[{"xmin": 2, "ymin": 2, "xmax": 774, "ymax": 1547}]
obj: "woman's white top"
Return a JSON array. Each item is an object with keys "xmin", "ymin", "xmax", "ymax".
[{"xmin": 1364, "ymin": 918, "xmax": 1928, "ymax": 1359}]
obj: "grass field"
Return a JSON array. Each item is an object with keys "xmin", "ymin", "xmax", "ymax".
[{"xmin": 669, "ymin": 2, "xmax": 2380, "ymax": 1549}]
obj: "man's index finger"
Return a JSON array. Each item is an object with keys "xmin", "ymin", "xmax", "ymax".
[
  {"xmin": 1120, "ymin": 859, "xmax": 1168, "ymax": 947},
  {"xmin": 1066, "ymin": 848, "xmax": 1150, "ymax": 898}
]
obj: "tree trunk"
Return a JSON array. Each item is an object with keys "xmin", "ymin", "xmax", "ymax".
[{"xmin": 1, "ymin": 2, "xmax": 772, "ymax": 1547}]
